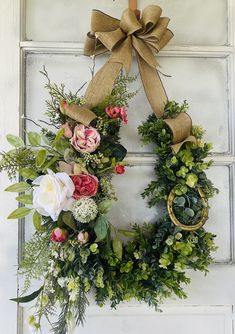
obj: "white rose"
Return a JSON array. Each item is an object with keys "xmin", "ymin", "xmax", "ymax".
[{"xmin": 33, "ymin": 169, "xmax": 75, "ymax": 221}]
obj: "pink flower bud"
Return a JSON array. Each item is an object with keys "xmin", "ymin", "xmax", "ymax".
[
  {"xmin": 59, "ymin": 100, "xmax": 69, "ymax": 113},
  {"xmin": 51, "ymin": 228, "xmax": 68, "ymax": 243},
  {"xmin": 77, "ymin": 231, "xmax": 89, "ymax": 245},
  {"xmin": 114, "ymin": 164, "xmax": 125, "ymax": 175},
  {"xmin": 61, "ymin": 122, "xmax": 73, "ymax": 139}
]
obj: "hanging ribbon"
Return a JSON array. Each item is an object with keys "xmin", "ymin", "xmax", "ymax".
[{"xmin": 64, "ymin": 5, "xmax": 195, "ymax": 153}]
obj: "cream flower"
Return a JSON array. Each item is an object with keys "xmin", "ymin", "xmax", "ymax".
[{"xmin": 33, "ymin": 169, "xmax": 75, "ymax": 221}]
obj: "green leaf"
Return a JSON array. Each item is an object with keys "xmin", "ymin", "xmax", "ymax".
[
  {"xmin": 118, "ymin": 229, "xmax": 136, "ymax": 238},
  {"xmin": 109, "ymin": 143, "xmax": 127, "ymax": 161},
  {"xmin": 16, "ymin": 194, "xmax": 33, "ymax": 205},
  {"xmin": 94, "ymin": 215, "xmax": 108, "ymax": 241},
  {"xmin": 33, "ymin": 211, "xmax": 42, "ymax": 231},
  {"xmin": 7, "ymin": 207, "xmax": 32, "ymax": 219},
  {"xmin": 10, "ymin": 287, "xmax": 43, "ymax": 303},
  {"xmin": 112, "ymin": 238, "xmax": 123, "ymax": 260},
  {"xmin": 19, "ymin": 168, "xmax": 38, "ymax": 180},
  {"xmin": 36, "ymin": 149, "xmax": 47, "ymax": 167},
  {"xmin": 184, "ymin": 208, "xmax": 195, "ymax": 218},
  {"xmin": 55, "ymin": 137, "xmax": 70, "ymax": 153},
  {"xmin": 98, "ymin": 200, "xmax": 113, "ymax": 214},
  {"xmin": 6, "ymin": 134, "xmax": 24, "ymax": 148},
  {"xmin": 42, "ymin": 155, "xmax": 59, "ymax": 171},
  {"xmin": 5, "ymin": 182, "xmax": 30, "ymax": 192},
  {"xmin": 62, "ymin": 211, "xmax": 76, "ymax": 231},
  {"xmin": 27, "ymin": 132, "xmax": 41, "ymax": 146},
  {"xmin": 52, "ymin": 128, "xmax": 65, "ymax": 147},
  {"xmin": 41, "ymin": 134, "xmax": 51, "ymax": 146},
  {"xmin": 173, "ymin": 196, "xmax": 186, "ymax": 207}
]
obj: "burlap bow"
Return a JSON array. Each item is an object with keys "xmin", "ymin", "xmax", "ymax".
[{"xmin": 62, "ymin": 5, "xmax": 195, "ymax": 154}]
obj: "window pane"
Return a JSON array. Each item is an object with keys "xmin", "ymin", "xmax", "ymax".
[
  {"xmin": 26, "ymin": 53, "xmax": 229, "ymax": 154},
  {"xmin": 25, "ymin": 0, "xmax": 228, "ymax": 45}
]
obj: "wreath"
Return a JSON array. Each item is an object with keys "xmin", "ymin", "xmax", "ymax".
[{"xmin": 0, "ymin": 5, "xmax": 218, "ymax": 334}]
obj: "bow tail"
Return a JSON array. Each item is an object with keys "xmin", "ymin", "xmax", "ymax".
[
  {"xmin": 136, "ymin": 55, "xmax": 196, "ymax": 154},
  {"xmin": 136, "ymin": 53, "xmax": 167, "ymax": 118},
  {"xmin": 84, "ymin": 61, "xmax": 123, "ymax": 109}
]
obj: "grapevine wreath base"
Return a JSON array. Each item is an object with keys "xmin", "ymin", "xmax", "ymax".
[{"xmin": 1, "ymin": 71, "xmax": 217, "ymax": 334}]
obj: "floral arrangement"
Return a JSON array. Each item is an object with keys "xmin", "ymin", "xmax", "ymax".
[{"xmin": 0, "ymin": 66, "xmax": 218, "ymax": 333}]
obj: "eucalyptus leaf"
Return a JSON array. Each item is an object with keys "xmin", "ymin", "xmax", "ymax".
[
  {"xmin": 94, "ymin": 215, "xmax": 108, "ymax": 241},
  {"xmin": 184, "ymin": 208, "xmax": 195, "ymax": 218},
  {"xmin": 27, "ymin": 132, "xmax": 41, "ymax": 146},
  {"xmin": 7, "ymin": 207, "xmax": 32, "ymax": 219},
  {"xmin": 10, "ymin": 287, "xmax": 43, "ymax": 303},
  {"xmin": 36, "ymin": 149, "xmax": 47, "ymax": 167},
  {"xmin": 6, "ymin": 134, "xmax": 24, "ymax": 148},
  {"xmin": 98, "ymin": 200, "xmax": 113, "ymax": 214},
  {"xmin": 19, "ymin": 168, "xmax": 38, "ymax": 180},
  {"xmin": 112, "ymin": 238, "xmax": 123, "ymax": 260},
  {"xmin": 16, "ymin": 194, "xmax": 33, "ymax": 205},
  {"xmin": 33, "ymin": 211, "xmax": 42, "ymax": 231},
  {"xmin": 62, "ymin": 211, "xmax": 77, "ymax": 231},
  {"xmin": 5, "ymin": 182, "xmax": 30, "ymax": 192},
  {"xmin": 173, "ymin": 196, "xmax": 186, "ymax": 207}
]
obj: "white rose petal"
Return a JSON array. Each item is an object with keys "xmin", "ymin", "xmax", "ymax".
[{"xmin": 33, "ymin": 169, "xmax": 75, "ymax": 221}]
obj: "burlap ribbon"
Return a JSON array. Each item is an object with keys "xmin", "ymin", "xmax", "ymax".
[{"xmin": 63, "ymin": 5, "xmax": 195, "ymax": 154}]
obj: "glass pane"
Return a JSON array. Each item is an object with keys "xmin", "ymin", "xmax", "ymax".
[
  {"xmin": 25, "ymin": 0, "xmax": 228, "ymax": 45},
  {"xmin": 26, "ymin": 53, "xmax": 229, "ymax": 154}
]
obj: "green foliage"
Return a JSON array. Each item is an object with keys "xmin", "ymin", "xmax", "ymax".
[
  {"xmin": 20, "ymin": 229, "xmax": 51, "ymax": 292},
  {"xmin": 0, "ymin": 147, "xmax": 35, "ymax": 179},
  {"xmin": 103, "ymin": 71, "xmax": 138, "ymax": 107},
  {"xmin": 138, "ymin": 101, "xmax": 218, "ymax": 216},
  {"xmin": 163, "ymin": 100, "xmax": 189, "ymax": 118}
]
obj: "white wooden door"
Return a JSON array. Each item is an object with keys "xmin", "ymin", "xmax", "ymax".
[{"xmin": 1, "ymin": 0, "xmax": 235, "ymax": 333}]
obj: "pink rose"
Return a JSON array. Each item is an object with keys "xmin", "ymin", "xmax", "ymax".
[
  {"xmin": 61, "ymin": 122, "xmax": 73, "ymax": 139},
  {"xmin": 70, "ymin": 124, "xmax": 100, "ymax": 153},
  {"xmin": 105, "ymin": 106, "xmax": 120, "ymax": 119},
  {"xmin": 114, "ymin": 164, "xmax": 125, "ymax": 175},
  {"xmin": 77, "ymin": 231, "xmax": 89, "ymax": 245},
  {"xmin": 51, "ymin": 228, "xmax": 68, "ymax": 243},
  {"xmin": 71, "ymin": 174, "xmax": 99, "ymax": 199},
  {"xmin": 105, "ymin": 106, "xmax": 128, "ymax": 124}
]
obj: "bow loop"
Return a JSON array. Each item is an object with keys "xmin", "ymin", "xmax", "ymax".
[
  {"xmin": 96, "ymin": 28, "xmax": 126, "ymax": 52},
  {"xmin": 120, "ymin": 8, "xmax": 142, "ymax": 35},
  {"xmin": 91, "ymin": 9, "xmax": 120, "ymax": 33},
  {"xmin": 140, "ymin": 5, "xmax": 162, "ymax": 33}
]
